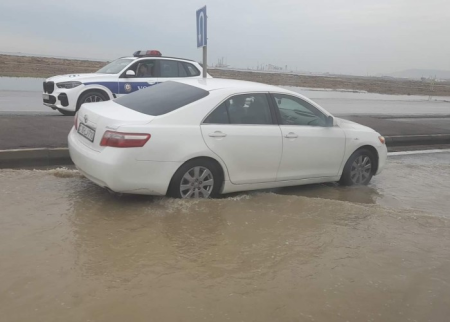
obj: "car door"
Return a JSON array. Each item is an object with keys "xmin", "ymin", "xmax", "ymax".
[
  {"xmin": 117, "ymin": 59, "xmax": 159, "ymax": 97},
  {"xmin": 270, "ymin": 93, "xmax": 346, "ymax": 181},
  {"xmin": 201, "ymin": 93, "xmax": 282, "ymax": 184}
]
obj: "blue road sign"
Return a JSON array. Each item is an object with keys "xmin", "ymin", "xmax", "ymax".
[{"xmin": 196, "ymin": 6, "xmax": 207, "ymax": 48}]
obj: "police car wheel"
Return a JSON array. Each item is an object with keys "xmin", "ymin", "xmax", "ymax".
[
  {"xmin": 77, "ymin": 91, "xmax": 108, "ymax": 111},
  {"xmin": 57, "ymin": 108, "xmax": 75, "ymax": 116}
]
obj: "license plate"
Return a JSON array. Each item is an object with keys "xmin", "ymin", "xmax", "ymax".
[
  {"xmin": 77, "ymin": 123, "xmax": 96, "ymax": 142},
  {"xmin": 43, "ymin": 94, "xmax": 49, "ymax": 100}
]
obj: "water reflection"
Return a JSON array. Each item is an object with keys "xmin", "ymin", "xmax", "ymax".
[{"xmin": 274, "ymin": 182, "xmax": 382, "ymax": 205}]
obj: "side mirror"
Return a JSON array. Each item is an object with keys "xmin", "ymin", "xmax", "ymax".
[
  {"xmin": 125, "ymin": 70, "xmax": 136, "ymax": 77},
  {"xmin": 326, "ymin": 115, "xmax": 334, "ymax": 127}
]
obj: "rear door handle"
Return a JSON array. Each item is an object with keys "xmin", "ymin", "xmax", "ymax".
[
  {"xmin": 284, "ymin": 132, "xmax": 298, "ymax": 139},
  {"xmin": 209, "ymin": 131, "xmax": 227, "ymax": 138}
]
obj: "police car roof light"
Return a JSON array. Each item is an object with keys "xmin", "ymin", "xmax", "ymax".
[{"xmin": 133, "ymin": 50, "xmax": 162, "ymax": 57}]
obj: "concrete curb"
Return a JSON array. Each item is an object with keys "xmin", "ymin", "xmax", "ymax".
[
  {"xmin": 385, "ymin": 134, "xmax": 450, "ymax": 146},
  {"xmin": 0, "ymin": 134, "xmax": 450, "ymax": 169},
  {"xmin": 0, "ymin": 148, "xmax": 71, "ymax": 168}
]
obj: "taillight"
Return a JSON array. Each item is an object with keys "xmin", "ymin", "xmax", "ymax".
[
  {"xmin": 100, "ymin": 131, "xmax": 151, "ymax": 148},
  {"xmin": 74, "ymin": 112, "xmax": 78, "ymax": 130}
]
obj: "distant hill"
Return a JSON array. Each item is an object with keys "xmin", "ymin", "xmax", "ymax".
[{"xmin": 387, "ymin": 69, "xmax": 450, "ymax": 80}]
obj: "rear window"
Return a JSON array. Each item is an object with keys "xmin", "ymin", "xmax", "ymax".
[{"xmin": 114, "ymin": 81, "xmax": 209, "ymax": 116}]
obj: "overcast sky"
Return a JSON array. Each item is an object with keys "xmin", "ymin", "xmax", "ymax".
[{"xmin": 1, "ymin": 0, "xmax": 449, "ymax": 75}]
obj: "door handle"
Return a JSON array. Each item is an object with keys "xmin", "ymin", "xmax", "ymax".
[
  {"xmin": 209, "ymin": 131, "xmax": 227, "ymax": 138},
  {"xmin": 284, "ymin": 132, "xmax": 298, "ymax": 139}
]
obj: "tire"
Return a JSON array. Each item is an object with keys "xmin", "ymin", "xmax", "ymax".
[
  {"xmin": 76, "ymin": 91, "xmax": 109, "ymax": 111},
  {"xmin": 57, "ymin": 108, "xmax": 75, "ymax": 116},
  {"xmin": 168, "ymin": 159, "xmax": 223, "ymax": 199},
  {"xmin": 339, "ymin": 149, "xmax": 376, "ymax": 186}
]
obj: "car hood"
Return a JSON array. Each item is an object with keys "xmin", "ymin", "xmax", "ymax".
[
  {"xmin": 336, "ymin": 117, "xmax": 376, "ymax": 133},
  {"xmin": 46, "ymin": 73, "xmax": 114, "ymax": 82}
]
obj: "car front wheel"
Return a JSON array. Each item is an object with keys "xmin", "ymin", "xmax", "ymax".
[
  {"xmin": 76, "ymin": 91, "xmax": 109, "ymax": 111},
  {"xmin": 340, "ymin": 149, "xmax": 376, "ymax": 186}
]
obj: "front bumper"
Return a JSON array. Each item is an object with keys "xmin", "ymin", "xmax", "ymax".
[
  {"xmin": 375, "ymin": 143, "xmax": 388, "ymax": 175},
  {"xmin": 68, "ymin": 128, "xmax": 181, "ymax": 195},
  {"xmin": 43, "ymin": 83, "xmax": 84, "ymax": 112}
]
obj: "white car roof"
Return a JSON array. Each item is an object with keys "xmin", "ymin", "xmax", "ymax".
[{"xmin": 171, "ymin": 78, "xmax": 291, "ymax": 93}]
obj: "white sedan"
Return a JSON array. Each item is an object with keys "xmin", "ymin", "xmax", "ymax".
[{"xmin": 68, "ymin": 79, "xmax": 387, "ymax": 198}]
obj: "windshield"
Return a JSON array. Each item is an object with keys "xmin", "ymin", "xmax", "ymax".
[{"xmin": 96, "ymin": 58, "xmax": 134, "ymax": 74}]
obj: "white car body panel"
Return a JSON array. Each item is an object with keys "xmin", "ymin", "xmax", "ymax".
[
  {"xmin": 277, "ymin": 125, "xmax": 346, "ymax": 180},
  {"xmin": 68, "ymin": 78, "xmax": 388, "ymax": 196},
  {"xmin": 201, "ymin": 123, "xmax": 283, "ymax": 184}
]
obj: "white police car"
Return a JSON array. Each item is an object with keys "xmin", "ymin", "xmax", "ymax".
[{"xmin": 42, "ymin": 50, "xmax": 210, "ymax": 115}]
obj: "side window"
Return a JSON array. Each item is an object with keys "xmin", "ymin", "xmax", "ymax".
[
  {"xmin": 178, "ymin": 62, "xmax": 188, "ymax": 77},
  {"xmin": 128, "ymin": 60, "xmax": 156, "ymax": 78},
  {"xmin": 204, "ymin": 94, "xmax": 273, "ymax": 125},
  {"xmin": 160, "ymin": 60, "xmax": 179, "ymax": 77},
  {"xmin": 273, "ymin": 94, "xmax": 326, "ymax": 126},
  {"xmin": 204, "ymin": 102, "xmax": 229, "ymax": 124},
  {"xmin": 184, "ymin": 63, "xmax": 201, "ymax": 76}
]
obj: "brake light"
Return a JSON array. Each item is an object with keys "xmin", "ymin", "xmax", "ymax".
[
  {"xmin": 74, "ymin": 112, "xmax": 78, "ymax": 130},
  {"xmin": 378, "ymin": 136, "xmax": 385, "ymax": 144},
  {"xmin": 100, "ymin": 131, "xmax": 151, "ymax": 148}
]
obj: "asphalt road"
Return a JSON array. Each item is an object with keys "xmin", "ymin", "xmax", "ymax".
[
  {"xmin": 1, "ymin": 87, "xmax": 450, "ymax": 150},
  {"xmin": 1, "ymin": 114, "xmax": 450, "ymax": 150},
  {"xmin": 1, "ymin": 88, "xmax": 450, "ymax": 116}
]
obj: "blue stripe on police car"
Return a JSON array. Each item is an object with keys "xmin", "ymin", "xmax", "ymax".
[{"xmin": 83, "ymin": 81, "xmax": 160, "ymax": 95}]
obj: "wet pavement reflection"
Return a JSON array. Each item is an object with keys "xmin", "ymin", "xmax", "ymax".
[{"xmin": 1, "ymin": 153, "xmax": 449, "ymax": 322}]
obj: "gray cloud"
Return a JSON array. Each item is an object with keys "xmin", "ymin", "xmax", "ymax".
[{"xmin": 1, "ymin": 0, "xmax": 449, "ymax": 75}]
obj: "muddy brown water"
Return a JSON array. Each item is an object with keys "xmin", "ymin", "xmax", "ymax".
[{"xmin": 1, "ymin": 153, "xmax": 450, "ymax": 322}]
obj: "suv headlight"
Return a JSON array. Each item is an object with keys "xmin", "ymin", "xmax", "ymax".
[{"xmin": 56, "ymin": 81, "xmax": 82, "ymax": 89}]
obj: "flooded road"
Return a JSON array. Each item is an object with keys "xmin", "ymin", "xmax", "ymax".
[{"xmin": 1, "ymin": 152, "xmax": 450, "ymax": 322}]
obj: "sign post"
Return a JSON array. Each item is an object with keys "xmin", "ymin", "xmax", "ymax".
[{"xmin": 196, "ymin": 6, "xmax": 207, "ymax": 78}]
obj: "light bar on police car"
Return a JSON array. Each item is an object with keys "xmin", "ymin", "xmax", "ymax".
[
  {"xmin": 56, "ymin": 81, "xmax": 82, "ymax": 89},
  {"xmin": 133, "ymin": 50, "xmax": 162, "ymax": 57}
]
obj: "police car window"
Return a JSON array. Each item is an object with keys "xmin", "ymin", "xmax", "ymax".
[
  {"xmin": 160, "ymin": 60, "xmax": 178, "ymax": 77},
  {"xmin": 178, "ymin": 62, "xmax": 188, "ymax": 77},
  {"xmin": 96, "ymin": 59, "xmax": 133, "ymax": 74},
  {"xmin": 126, "ymin": 60, "xmax": 156, "ymax": 78},
  {"xmin": 114, "ymin": 81, "xmax": 209, "ymax": 116},
  {"xmin": 184, "ymin": 63, "xmax": 201, "ymax": 76}
]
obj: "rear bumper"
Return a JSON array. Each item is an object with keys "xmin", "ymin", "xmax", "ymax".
[{"xmin": 68, "ymin": 128, "xmax": 181, "ymax": 195}]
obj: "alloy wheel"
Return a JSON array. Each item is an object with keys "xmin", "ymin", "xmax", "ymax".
[
  {"xmin": 350, "ymin": 155, "xmax": 372, "ymax": 184},
  {"xmin": 84, "ymin": 94, "xmax": 104, "ymax": 103},
  {"xmin": 180, "ymin": 166, "xmax": 214, "ymax": 198}
]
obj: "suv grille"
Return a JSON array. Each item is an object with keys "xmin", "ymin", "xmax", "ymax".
[{"xmin": 43, "ymin": 81, "xmax": 55, "ymax": 94}]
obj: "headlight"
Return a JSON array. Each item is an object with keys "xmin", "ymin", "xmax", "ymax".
[{"xmin": 56, "ymin": 81, "xmax": 82, "ymax": 89}]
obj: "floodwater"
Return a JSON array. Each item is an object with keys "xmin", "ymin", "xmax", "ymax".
[{"xmin": 1, "ymin": 153, "xmax": 450, "ymax": 322}]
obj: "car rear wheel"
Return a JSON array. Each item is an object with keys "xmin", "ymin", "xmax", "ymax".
[
  {"xmin": 76, "ymin": 91, "xmax": 109, "ymax": 111},
  {"xmin": 168, "ymin": 159, "xmax": 223, "ymax": 199},
  {"xmin": 340, "ymin": 149, "xmax": 375, "ymax": 186}
]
